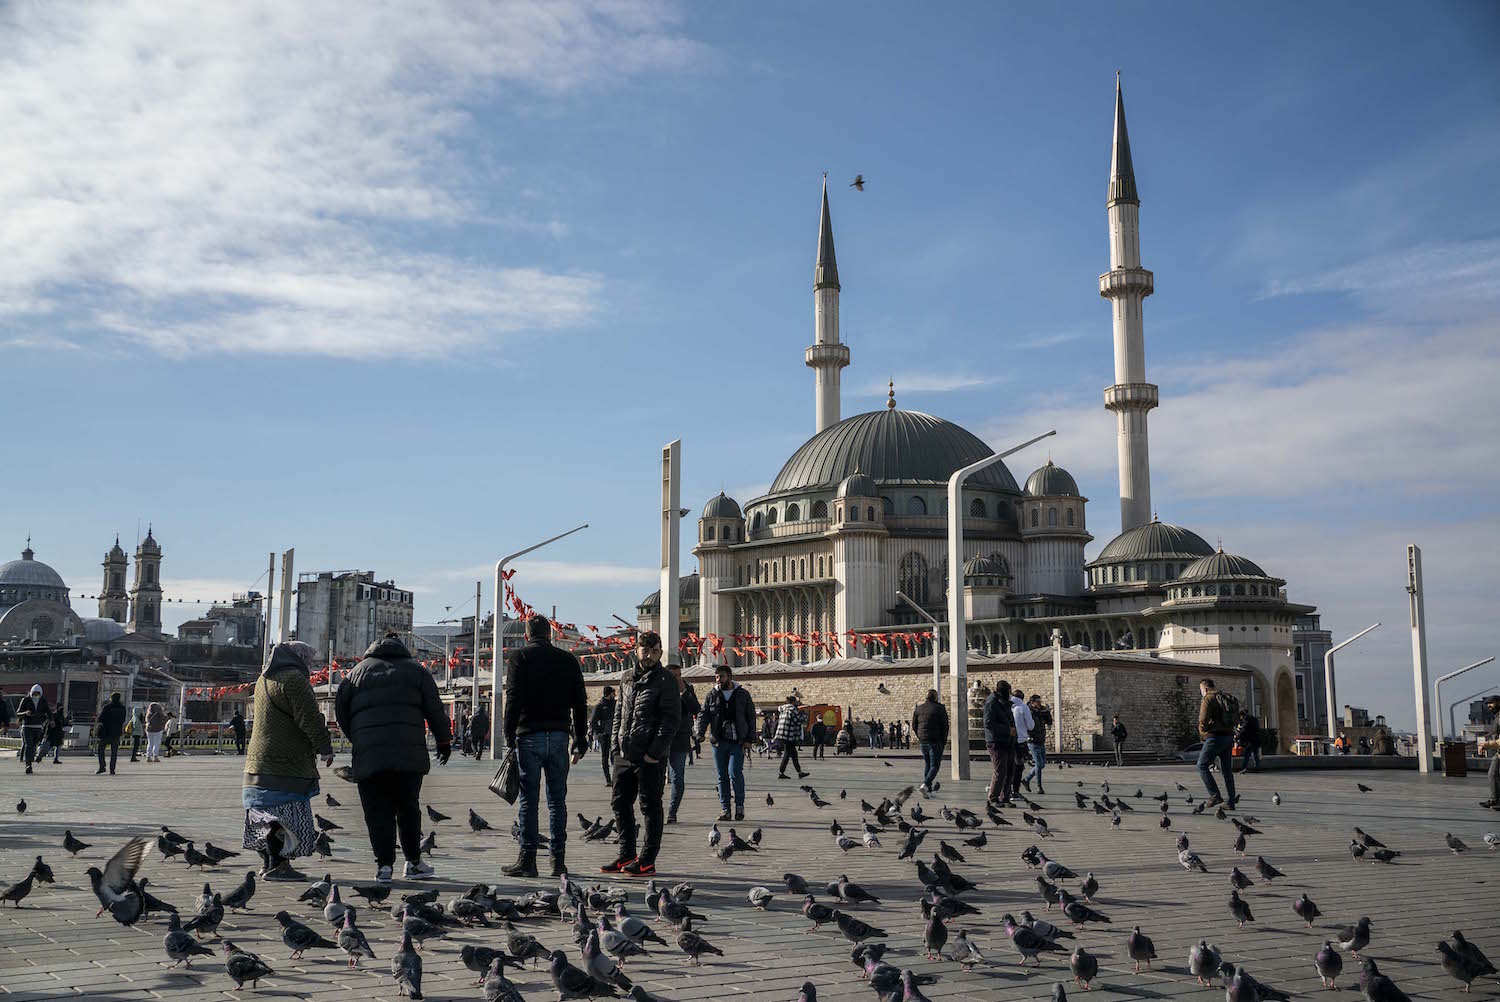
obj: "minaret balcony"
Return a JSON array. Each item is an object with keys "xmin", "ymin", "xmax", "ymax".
[
  {"xmin": 1104, "ymin": 382, "xmax": 1159, "ymax": 411},
  {"xmin": 1098, "ymin": 267, "xmax": 1154, "ymax": 299},
  {"xmin": 805, "ymin": 343, "xmax": 850, "ymax": 370}
]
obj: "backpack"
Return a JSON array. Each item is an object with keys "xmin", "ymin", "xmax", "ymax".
[{"xmin": 1216, "ymin": 691, "xmax": 1240, "ymax": 723}]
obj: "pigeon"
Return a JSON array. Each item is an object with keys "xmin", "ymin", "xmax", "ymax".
[
  {"xmin": 1070, "ymin": 946, "xmax": 1098, "ymax": 989},
  {"xmin": 1036, "ymin": 875, "xmax": 1062, "ymax": 910},
  {"xmin": 392, "ymin": 929, "xmax": 424, "ymax": 998},
  {"xmin": 1004, "ymin": 914, "xmax": 1067, "ymax": 966},
  {"xmin": 1176, "ymin": 833, "xmax": 1191, "ymax": 852},
  {"xmin": 86, "ymin": 837, "xmax": 151, "ymax": 925},
  {"xmin": 798, "ymin": 984, "xmax": 817, "ymax": 1002},
  {"xmin": 324, "ymin": 884, "xmax": 348, "ymax": 926},
  {"xmin": 1316, "ymin": 940, "xmax": 1344, "ymax": 988},
  {"xmin": 315, "ymin": 813, "xmax": 342, "ymax": 831},
  {"xmin": 1126, "ymin": 926, "xmax": 1157, "ymax": 972},
  {"xmin": 582, "ymin": 929, "xmax": 633, "ymax": 988},
  {"xmin": 418, "ymin": 830, "xmax": 437, "ymax": 855},
  {"xmin": 1451, "ymin": 932, "xmax": 1496, "ymax": 977},
  {"xmin": 1179, "ymin": 849, "xmax": 1209, "ymax": 873},
  {"xmin": 1060, "ymin": 891, "xmax": 1110, "ymax": 928},
  {"xmin": 899, "ymin": 828, "xmax": 928, "ymax": 860},
  {"xmin": 462, "ymin": 944, "xmax": 521, "ymax": 984},
  {"xmin": 741, "ymin": 886, "xmax": 773, "ymax": 911},
  {"xmin": 1040, "ymin": 853, "xmax": 1076, "ymax": 881},
  {"xmin": 221, "ymin": 871, "xmax": 257, "ymax": 911},
  {"xmin": 398, "ymin": 905, "xmax": 447, "ymax": 949},
  {"xmin": 451, "ymin": 896, "xmax": 491, "ymax": 926},
  {"xmin": 1357, "ymin": 783, "xmax": 1372, "ymax": 793},
  {"xmin": 676, "ymin": 929, "xmax": 723, "ymax": 965},
  {"xmin": 784, "ymin": 873, "xmax": 810, "ymax": 895},
  {"xmin": 1445, "ymin": 833, "xmax": 1469, "ymax": 854},
  {"xmin": 1272, "ymin": 792, "xmax": 1281, "ymax": 806},
  {"xmin": 550, "ymin": 948, "xmax": 621, "ymax": 999},
  {"xmin": 163, "ymin": 911, "xmax": 215, "ymax": 967},
  {"xmin": 836, "ymin": 875, "xmax": 880, "ymax": 906},
  {"xmin": 766, "ymin": 793, "xmax": 775, "ymax": 807},
  {"xmin": 278, "ymin": 909, "xmax": 339, "ymax": 958},
  {"xmin": 1223, "ymin": 963, "xmax": 1292, "ymax": 1002},
  {"xmin": 1358, "ymin": 958, "xmax": 1410, "ymax": 1002},
  {"xmin": 63, "ymin": 830, "xmax": 90, "ymax": 856},
  {"xmin": 728, "ymin": 828, "xmax": 758, "ymax": 853},
  {"xmin": 583, "ymin": 819, "xmax": 616, "ymax": 842},
  {"xmin": 938, "ymin": 839, "xmax": 966, "ymax": 864},
  {"xmin": 837, "ymin": 834, "xmax": 858, "ymax": 852},
  {"xmin": 202, "ymin": 842, "xmax": 240, "ymax": 864},
  {"xmin": 425, "ymin": 805, "xmax": 449, "ymax": 823},
  {"xmin": 836, "ymin": 910, "xmax": 885, "ymax": 944},
  {"xmin": 1354, "ymin": 827, "xmax": 1386, "ymax": 849},
  {"xmin": 156, "ymin": 834, "xmax": 184, "ymax": 860},
  {"xmin": 1229, "ymin": 891, "xmax": 1254, "ymax": 928},
  {"xmin": 1079, "ymin": 872, "xmax": 1098, "ymax": 901},
  {"xmin": 707, "ymin": 825, "xmax": 722, "ymax": 849},
  {"xmin": 470, "ymin": 808, "xmax": 493, "ymax": 833},
  {"xmin": 351, "ymin": 882, "xmax": 391, "ymax": 905},
  {"xmin": 1485, "ymin": 832, "xmax": 1500, "ymax": 851},
  {"xmin": 1254, "ymin": 856, "xmax": 1284, "ymax": 882},
  {"xmin": 1229, "ymin": 867, "xmax": 1253, "ymax": 891},
  {"xmin": 1338, "ymin": 916, "xmax": 1371, "ymax": 956},
  {"xmin": 802, "ymin": 895, "xmax": 835, "ymax": 932},
  {"xmin": 507, "ymin": 928, "xmax": 552, "ymax": 967},
  {"xmin": 1233, "ymin": 833, "xmax": 1248, "ymax": 855},
  {"xmin": 338, "ymin": 907, "xmax": 377, "ymax": 968},
  {"xmin": 183, "ymin": 843, "xmax": 215, "ymax": 870},
  {"xmin": 137, "ymin": 878, "xmax": 177, "ymax": 918},
  {"xmin": 184, "ymin": 894, "xmax": 224, "ymax": 939},
  {"xmin": 1371, "ymin": 848, "xmax": 1401, "ymax": 864},
  {"xmin": 314, "ymin": 831, "xmax": 334, "ymax": 857},
  {"xmin": 15, "ymin": 798, "xmax": 25, "ymax": 815},
  {"xmin": 1349, "ymin": 839, "xmax": 1368, "ymax": 861},
  {"xmin": 326, "ymin": 793, "xmax": 340, "ymax": 807},
  {"xmin": 29, "ymin": 857, "xmax": 53, "ymax": 885},
  {"xmin": 224, "ymin": 940, "xmax": 275, "ymax": 989},
  {"xmin": 1294, "ymin": 894, "xmax": 1322, "ymax": 927},
  {"xmin": 949, "ymin": 929, "xmax": 984, "ymax": 971},
  {"xmin": 963, "ymin": 831, "xmax": 988, "ymax": 849},
  {"xmin": 299, "ymin": 874, "xmax": 332, "ymax": 904},
  {"xmin": 2, "ymin": 873, "xmax": 35, "ymax": 907},
  {"xmin": 482, "ymin": 957, "xmax": 526, "ymax": 1002},
  {"xmin": 1189, "ymin": 940, "xmax": 1223, "ymax": 987},
  {"xmin": 923, "ymin": 912, "xmax": 948, "ymax": 959},
  {"xmin": 1232, "ymin": 818, "xmax": 1260, "ymax": 837},
  {"xmin": 1021, "ymin": 910, "xmax": 1074, "ymax": 942}
]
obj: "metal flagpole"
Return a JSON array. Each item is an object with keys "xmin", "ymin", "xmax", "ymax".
[{"xmin": 1407, "ymin": 545, "xmax": 1433, "ymax": 773}]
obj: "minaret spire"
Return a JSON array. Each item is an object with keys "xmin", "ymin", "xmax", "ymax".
[
  {"xmin": 1099, "ymin": 73, "xmax": 1157, "ymax": 533},
  {"xmin": 807, "ymin": 173, "xmax": 850, "ymax": 432}
]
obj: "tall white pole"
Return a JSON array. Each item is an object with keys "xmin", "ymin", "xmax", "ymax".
[
  {"xmin": 1051, "ymin": 628, "xmax": 1063, "ymax": 755},
  {"xmin": 946, "ymin": 429, "xmax": 1055, "ymax": 781},
  {"xmin": 1323, "ymin": 622, "xmax": 1380, "ymax": 740},
  {"xmin": 489, "ymin": 524, "xmax": 590, "ymax": 756},
  {"xmin": 1407, "ymin": 545, "xmax": 1433, "ymax": 773},
  {"xmin": 472, "ymin": 581, "xmax": 481, "ymax": 715},
  {"xmin": 1434, "ymin": 657, "xmax": 1495, "ymax": 740},
  {"xmin": 661, "ymin": 440, "xmax": 682, "ymax": 660},
  {"xmin": 278, "ymin": 549, "xmax": 295, "ymax": 643},
  {"xmin": 263, "ymin": 552, "xmax": 275, "ymax": 666}
]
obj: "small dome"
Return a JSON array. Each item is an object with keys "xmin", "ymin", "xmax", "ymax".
[
  {"xmin": 1178, "ymin": 549, "xmax": 1269, "ymax": 582},
  {"xmin": 637, "ymin": 573, "xmax": 701, "ymax": 613},
  {"xmin": 963, "ymin": 555, "xmax": 1010, "ymax": 581},
  {"xmin": 0, "ymin": 546, "xmax": 67, "ymax": 590},
  {"xmin": 702, "ymin": 492, "xmax": 742, "ymax": 520},
  {"xmin": 1025, "ymin": 459, "xmax": 1079, "ymax": 497},
  {"xmin": 836, "ymin": 471, "xmax": 878, "ymax": 498},
  {"xmin": 138, "ymin": 527, "xmax": 161, "ymax": 553},
  {"xmin": 107, "ymin": 535, "xmax": 126, "ymax": 560},
  {"xmin": 1090, "ymin": 519, "xmax": 1214, "ymax": 566},
  {"xmin": 82, "ymin": 617, "xmax": 126, "ymax": 643}
]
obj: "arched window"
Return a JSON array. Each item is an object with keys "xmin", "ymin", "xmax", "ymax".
[
  {"xmin": 786, "ymin": 503, "xmax": 800, "ymax": 522},
  {"xmin": 866, "ymin": 506, "xmax": 876, "ymax": 521},
  {"xmin": 706, "ymin": 524, "xmax": 716, "ymax": 540},
  {"xmin": 800, "ymin": 559, "xmax": 806, "ymax": 579},
  {"xmin": 897, "ymin": 552, "xmax": 930, "ymax": 604},
  {"xmin": 1234, "ymin": 584, "xmax": 1245, "ymax": 596},
  {"xmin": 1030, "ymin": 508, "xmax": 1039, "ymax": 528},
  {"xmin": 938, "ymin": 495, "xmax": 949, "ymax": 516},
  {"xmin": 146, "ymin": 566, "xmax": 155, "ymax": 585},
  {"xmin": 811, "ymin": 500, "xmax": 827, "ymax": 519},
  {"xmin": 847, "ymin": 505, "xmax": 859, "ymax": 522},
  {"xmin": 881, "ymin": 497, "xmax": 895, "ymax": 517},
  {"xmin": 772, "ymin": 563, "xmax": 778, "ymax": 583},
  {"xmin": 1047, "ymin": 507, "xmax": 1057, "ymax": 527},
  {"xmin": 736, "ymin": 566, "xmax": 743, "ymax": 586},
  {"xmin": 907, "ymin": 495, "xmax": 927, "ymax": 516},
  {"xmin": 767, "ymin": 507, "xmax": 778, "ymax": 525},
  {"xmin": 752, "ymin": 512, "xmax": 763, "ymax": 532},
  {"xmin": 1220, "ymin": 585, "xmax": 1231, "ymax": 596},
  {"xmin": 1065, "ymin": 508, "xmax": 1075, "ymax": 527},
  {"xmin": 1149, "ymin": 563, "xmax": 1159, "ymax": 580},
  {"xmin": 967, "ymin": 497, "xmax": 985, "ymax": 518},
  {"xmin": 817, "ymin": 557, "xmax": 824, "ymax": 576},
  {"xmin": 1192, "ymin": 585, "xmax": 1201, "ymax": 597}
]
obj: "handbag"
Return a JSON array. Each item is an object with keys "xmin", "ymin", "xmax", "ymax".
[{"xmin": 489, "ymin": 747, "xmax": 520, "ymax": 804}]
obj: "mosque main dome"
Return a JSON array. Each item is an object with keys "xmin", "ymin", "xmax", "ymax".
[{"xmin": 767, "ymin": 408, "xmax": 1020, "ymax": 496}]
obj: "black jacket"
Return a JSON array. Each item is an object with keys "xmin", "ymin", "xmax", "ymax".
[
  {"xmin": 670, "ymin": 685, "xmax": 701, "ymax": 755},
  {"xmin": 911, "ymin": 698, "xmax": 950, "ymax": 745},
  {"xmin": 982, "ymin": 691, "xmax": 1016, "ymax": 747},
  {"xmin": 230, "ymin": 712, "xmax": 246, "ymax": 737},
  {"xmin": 696, "ymin": 683, "xmax": 755, "ymax": 746},
  {"xmin": 46, "ymin": 709, "xmax": 70, "ymax": 744},
  {"xmin": 469, "ymin": 710, "xmax": 490, "ymax": 744},
  {"xmin": 503, "ymin": 639, "xmax": 588, "ymax": 752},
  {"xmin": 1029, "ymin": 705, "xmax": 1052, "ymax": 745},
  {"xmin": 17, "ymin": 695, "xmax": 48, "ymax": 730},
  {"xmin": 1111, "ymin": 721, "xmax": 1128, "ymax": 743},
  {"xmin": 611, "ymin": 661, "xmax": 680, "ymax": 765},
  {"xmin": 96, "ymin": 701, "xmax": 127, "ymax": 742},
  {"xmin": 589, "ymin": 697, "xmax": 616, "ymax": 738},
  {"xmin": 1235, "ymin": 714, "xmax": 1260, "ymax": 746},
  {"xmin": 335, "ymin": 638, "xmax": 451, "ymax": 780}
]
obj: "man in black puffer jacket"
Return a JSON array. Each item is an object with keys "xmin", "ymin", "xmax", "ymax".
[
  {"xmin": 601, "ymin": 631, "xmax": 680, "ymax": 877},
  {"xmin": 336, "ymin": 633, "xmax": 451, "ymax": 882}
]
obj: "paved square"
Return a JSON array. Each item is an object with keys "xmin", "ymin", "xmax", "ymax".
[{"xmin": 1, "ymin": 750, "xmax": 1496, "ymax": 1002}]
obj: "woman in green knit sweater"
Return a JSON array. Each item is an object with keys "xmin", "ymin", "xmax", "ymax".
[{"xmin": 241, "ymin": 641, "xmax": 333, "ymax": 878}]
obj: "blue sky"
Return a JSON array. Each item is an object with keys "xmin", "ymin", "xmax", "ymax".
[{"xmin": 2, "ymin": 2, "xmax": 1497, "ymax": 728}]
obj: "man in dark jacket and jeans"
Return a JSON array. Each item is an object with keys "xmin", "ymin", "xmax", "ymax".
[
  {"xmin": 912, "ymin": 690, "xmax": 949, "ymax": 795},
  {"xmin": 1021, "ymin": 694, "xmax": 1052, "ymax": 793},
  {"xmin": 502, "ymin": 616, "xmax": 588, "ymax": 878},
  {"xmin": 696, "ymin": 664, "xmax": 756, "ymax": 820},
  {"xmin": 335, "ymin": 633, "xmax": 451, "ymax": 882},
  {"xmin": 95, "ymin": 692, "xmax": 128, "ymax": 775},
  {"xmin": 1196, "ymin": 678, "xmax": 1238, "ymax": 808},
  {"xmin": 589, "ymin": 687, "xmax": 616, "ymax": 785},
  {"xmin": 602, "ymin": 631, "xmax": 680, "ymax": 876},
  {"xmin": 983, "ymin": 680, "xmax": 1018, "ymax": 805}
]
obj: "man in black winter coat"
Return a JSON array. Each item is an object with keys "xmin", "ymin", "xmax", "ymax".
[
  {"xmin": 601, "ymin": 631, "xmax": 680, "ymax": 876},
  {"xmin": 911, "ymin": 689, "xmax": 949, "ymax": 794},
  {"xmin": 17, "ymin": 685, "xmax": 48, "ymax": 774},
  {"xmin": 230, "ymin": 710, "xmax": 247, "ymax": 755},
  {"xmin": 95, "ymin": 693, "xmax": 128, "ymax": 775},
  {"xmin": 336, "ymin": 633, "xmax": 451, "ymax": 882},
  {"xmin": 589, "ymin": 687, "xmax": 616, "ymax": 784},
  {"xmin": 502, "ymin": 616, "xmax": 587, "ymax": 878}
]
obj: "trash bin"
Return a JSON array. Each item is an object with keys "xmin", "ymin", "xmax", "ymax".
[{"xmin": 1441, "ymin": 741, "xmax": 1468, "ymax": 778}]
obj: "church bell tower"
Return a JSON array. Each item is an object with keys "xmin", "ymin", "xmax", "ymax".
[
  {"xmin": 128, "ymin": 526, "xmax": 163, "ymax": 636},
  {"xmin": 99, "ymin": 536, "xmax": 129, "ymax": 623}
]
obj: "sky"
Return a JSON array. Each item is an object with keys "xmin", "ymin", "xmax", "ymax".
[{"xmin": 1, "ymin": 2, "xmax": 1497, "ymax": 730}]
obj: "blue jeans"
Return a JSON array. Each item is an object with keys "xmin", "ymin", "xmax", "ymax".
[
  {"xmin": 1023, "ymin": 741, "xmax": 1046, "ymax": 788},
  {"xmin": 517, "ymin": 731, "xmax": 571, "ymax": 852},
  {"xmin": 920, "ymin": 741, "xmax": 943, "ymax": 789},
  {"xmin": 713, "ymin": 741, "xmax": 745, "ymax": 811},
  {"xmin": 667, "ymin": 750, "xmax": 688, "ymax": 819},
  {"xmin": 1197, "ymin": 733, "xmax": 1238, "ymax": 804}
]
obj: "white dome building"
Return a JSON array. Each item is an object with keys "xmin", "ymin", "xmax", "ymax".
[{"xmin": 0, "ymin": 541, "xmax": 85, "ymax": 644}]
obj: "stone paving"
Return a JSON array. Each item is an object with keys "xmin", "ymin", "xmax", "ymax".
[{"xmin": 1, "ymin": 749, "xmax": 1497, "ymax": 1002}]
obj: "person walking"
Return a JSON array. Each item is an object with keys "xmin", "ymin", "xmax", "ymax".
[
  {"xmin": 983, "ymin": 680, "xmax": 1018, "ymax": 805},
  {"xmin": 1195, "ymin": 678, "xmax": 1239, "ymax": 809},
  {"xmin": 94, "ymin": 693, "xmax": 127, "ymax": 774},
  {"xmin": 590, "ymin": 686, "xmax": 617, "ymax": 784},
  {"xmin": 335, "ymin": 632, "xmax": 451, "ymax": 882},
  {"xmin": 1110, "ymin": 714, "xmax": 1128, "ymax": 766},
  {"xmin": 665, "ymin": 659, "xmax": 700, "ymax": 825},
  {"xmin": 1235, "ymin": 710, "xmax": 1261, "ymax": 772},
  {"xmin": 1010, "ymin": 688, "xmax": 1035, "ymax": 797},
  {"xmin": 468, "ymin": 703, "xmax": 490, "ymax": 760},
  {"xmin": 774, "ymin": 695, "xmax": 809, "ymax": 780},
  {"xmin": 912, "ymin": 690, "xmax": 949, "ymax": 795},
  {"xmin": 230, "ymin": 709, "xmax": 247, "ymax": 755},
  {"xmin": 129, "ymin": 703, "xmax": 146, "ymax": 762},
  {"xmin": 601, "ymin": 631, "xmax": 679, "ymax": 877},
  {"xmin": 695, "ymin": 663, "xmax": 755, "ymax": 821},
  {"xmin": 163, "ymin": 711, "xmax": 180, "ymax": 758},
  {"xmin": 0, "ymin": 693, "xmax": 11, "ymax": 738},
  {"xmin": 243, "ymin": 641, "xmax": 333, "ymax": 880},
  {"xmin": 17, "ymin": 685, "xmax": 48, "ymax": 774},
  {"xmin": 1021, "ymin": 694, "xmax": 1052, "ymax": 794},
  {"xmin": 501, "ymin": 616, "xmax": 587, "ymax": 879},
  {"xmin": 144, "ymin": 702, "xmax": 167, "ymax": 763},
  {"xmin": 810, "ymin": 714, "xmax": 828, "ymax": 759},
  {"xmin": 44, "ymin": 705, "xmax": 70, "ymax": 764},
  {"xmin": 457, "ymin": 706, "xmax": 473, "ymax": 757}
]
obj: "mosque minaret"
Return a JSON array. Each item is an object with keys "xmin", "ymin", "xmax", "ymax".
[
  {"xmin": 1100, "ymin": 73, "xmax": 1158, "ymax": 534},
  {"xmin": 805, "ymin": 175, "xmax": 850, "ymax": 433}
]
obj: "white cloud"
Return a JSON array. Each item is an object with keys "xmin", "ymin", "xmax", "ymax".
[
  {"xmin": 855, "ymin": 373, "xmax": 1001, "ymax": 396},
  {"xmin": 0, "ymin": 2, "xmax": 704, "ymax": 358}
]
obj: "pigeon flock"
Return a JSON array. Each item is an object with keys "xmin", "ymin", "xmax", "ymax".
[{"xmin": 3, "ymin": 761, "xmax": 1497, "ymax": 1002}]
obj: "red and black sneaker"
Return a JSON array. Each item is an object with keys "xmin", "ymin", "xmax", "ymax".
[
  {"xmin": 622, "ymin": 859, "xmax": 655, "ymax": 877},
  {"xmin": 599, "ymin": 855, "xmax": 636, "ymax": 874}
]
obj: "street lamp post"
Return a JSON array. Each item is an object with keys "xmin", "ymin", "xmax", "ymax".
[
  {"xmin": 895, "ymin": 590, "xmax": 941, "ymax": 694},
  {"xmin": 1323, "ymin": 622, "xmax": 1380, "ymax": 741},
  {"xmin": 489, "ymin": 524, "xmax": 589, "ymax": 756},
  {"xmin": 1434, "ymin": 657, "xmax": 1495, "ymax": 739},
  {"xmin": 946, "ymin": 429, "xmax": 1055, "ymax": 781}
]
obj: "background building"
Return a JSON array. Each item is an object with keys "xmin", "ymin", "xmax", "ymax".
[
  {"xmin": 127, "ymin": 528, "xmax": 164, "ymax": 637},
  {"xmin": 0, "ymin": 541, "xmax": 86, "ymax": 644},
  {"xmin": 295, "ymin": 570, "xmax": 414, "ymax": 661}
]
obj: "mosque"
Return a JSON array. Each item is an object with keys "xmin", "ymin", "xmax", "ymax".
[
  {"xmin": 636, "ymin": 79, "xmax": 1321, "ymax": 749},
  {"xmin": 0, "ymin": 530, "xmax": 165, "ymax": 648}
]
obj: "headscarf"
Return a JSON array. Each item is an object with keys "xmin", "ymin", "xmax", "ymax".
[{"xmin": 266, "ymin": 641, "xmax": 320, "ymax": 677}]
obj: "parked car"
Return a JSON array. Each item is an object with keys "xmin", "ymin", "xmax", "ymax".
[{"xmin": 1175, "ymin": 741, "xmax": 1204, "ymax": 763}]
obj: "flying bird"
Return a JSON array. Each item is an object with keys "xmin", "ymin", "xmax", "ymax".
[
  {"xmin": 850, "ymin": 174, "xmax": 867, "ymax": 191},
  {"xmin": 87, "ymin": 837, "xmax": 152, "ymax": 925}
]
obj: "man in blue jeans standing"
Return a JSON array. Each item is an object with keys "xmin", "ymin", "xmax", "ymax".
[
  {"xmin": 695, "ymin": 664, "xmax": 755, "ymax": 821},
  {"xmin": 911, "ymin": 689, "xmax": 948, "ymax": 795},
  {"xmin": 502, "ymin": 616, "xmax": 588, "ymax": 878},
  {"xmin": 1021, "ymin": 693, "xmax": 1051, "ymax": 794},
  {"xmin": 1195, "ymin": 678, "xmax": 1238, "ymax": 809}
]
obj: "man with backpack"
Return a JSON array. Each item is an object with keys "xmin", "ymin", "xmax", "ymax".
[
  {"xmin": 695, "ymin": 664, "xmax": 755, "ymax": 821},
  {"xmin": 1196, "ymin": 678, "xmax": 1239, "ymax": 808}
]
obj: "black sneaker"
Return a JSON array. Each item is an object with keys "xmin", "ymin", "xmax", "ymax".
[
  {"xmin": 734, "ymin": 807, "xmax": 745, "ymax": 822},
  {"xmin": 666, "ymin": 815, "xmax": 677, "ymax": 825},
  {"xmin": 1205, "ymin": 796, "xmax": 1224, "ymax": 808},
  {"xmin": 622, "ymin": 859, "xmax": 655, "ymax": 877},
  {"xmin": 1022, "ymin": 778, "xmax": 1033, "ymax": 793},
  {"xmin": 716, "ymin": 809, "xmax": 731, "ymax": 821},
  {"xmin": 599, "ymin": 856, "xmax": 636, "ymax": 874},
  {"xmin": 797, "ymin": 771, "xmax": 810, "ymax": 779}
]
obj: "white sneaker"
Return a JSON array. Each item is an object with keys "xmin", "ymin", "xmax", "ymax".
[
  {"xmin": 403, "ymin": 860, "xmax": 435, "ymax": 880},
  {"xmin": 375, "ymin": 865, "xmax": 393, "ymax": 883}
]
